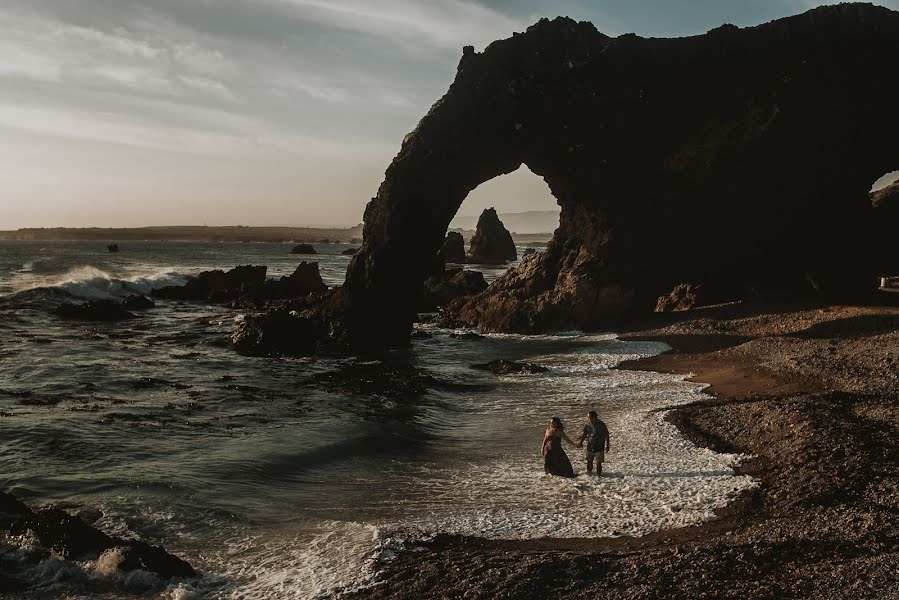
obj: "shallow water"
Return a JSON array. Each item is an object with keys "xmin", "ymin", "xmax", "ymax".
[{"xmin": 0, "ymin": 241, "xmax": 754, "ymax": 599}]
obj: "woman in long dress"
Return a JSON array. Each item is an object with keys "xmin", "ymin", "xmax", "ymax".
[{"xmin": 542, "ymin": 416, "xmax": 577, "ymax": 477}]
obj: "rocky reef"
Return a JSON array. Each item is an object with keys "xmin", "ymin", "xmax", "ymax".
[
  {"xmin": 466, "ymin": 208, "xmax": 517, "ymax": 264},
  {"xmin": 330, "ymin": 4, "xmax": 899, "ymax": 342}
]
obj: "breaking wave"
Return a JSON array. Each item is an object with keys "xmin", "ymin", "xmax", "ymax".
[{"xmin": 9, "ymin": 266, "xmax": 189, "ymax": 300}]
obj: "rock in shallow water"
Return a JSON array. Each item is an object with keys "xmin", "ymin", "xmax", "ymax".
[
  {"xmin": 55, "ymin": 299, "xmax": 136, "ymax": 322},
  {"xmin": 466, "ymin": 208, "xmax": 517, "ymax": 264},
  {"xmin": 0, "ymin": 490, "xmax": 195, "ymax": 580},
  {"xmin": 472, "ymin": 359, "xmax": 549, "ymax": 374},
  {"xmin": 231, "ymin": 311, "xmax": 322, "ymax": 356},
  {"xmin": 290, "ymin": 243, "xmax": 317, "ymax": 255}
]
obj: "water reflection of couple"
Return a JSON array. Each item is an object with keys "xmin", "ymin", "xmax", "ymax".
[{"xmin": 542, "ymin": 411, "xmax": 610, "ymax": 478}]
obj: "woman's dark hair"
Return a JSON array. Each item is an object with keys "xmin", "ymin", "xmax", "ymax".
[{"xmin": 550, "ymin": 416, "xmax": 564, "ymax": 430}]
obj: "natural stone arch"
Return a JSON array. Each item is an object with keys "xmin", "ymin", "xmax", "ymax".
[{"xmin": 333, "ymin": 4, "xmax": 899, "ymax": 345}]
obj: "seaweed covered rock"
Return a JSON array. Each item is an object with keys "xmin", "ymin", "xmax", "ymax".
[{"xmin": 466, "ymin": 209, "xmax": 517, "ymax": 264}]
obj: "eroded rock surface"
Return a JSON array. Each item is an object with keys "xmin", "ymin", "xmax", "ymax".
[
  {"xmin": 333, "ymin": 4, "xmax": 899, "ymax": 342},
  {"xmin": 421, "ymin": 268, "xmax": 487, "ymax": 310}
]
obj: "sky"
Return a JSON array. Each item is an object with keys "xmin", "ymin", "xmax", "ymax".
[{"xmin": 1, "ymin": 0, "xmax": 898, "ymax": 229}]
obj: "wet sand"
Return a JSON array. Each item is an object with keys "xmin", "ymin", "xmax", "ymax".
[{"xmin": 350, "ymin": 299, "xmax": 899, "ymax": 599}]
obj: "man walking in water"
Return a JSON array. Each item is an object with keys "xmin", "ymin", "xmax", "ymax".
[{"xmin": 578, "ymin": 411, "xmax": 610, "ymax": 475}]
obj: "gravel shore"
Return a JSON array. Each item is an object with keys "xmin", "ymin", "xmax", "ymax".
[{"xmin": 349, "ymin": 300, "xmax": 899, "ymax": 599}]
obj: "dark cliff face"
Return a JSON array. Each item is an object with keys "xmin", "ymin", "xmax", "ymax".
[{"xmin": 337, "ymin": 4, "xmax": 899, "ymax": 342}]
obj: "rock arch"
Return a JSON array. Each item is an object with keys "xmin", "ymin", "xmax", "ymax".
[{"xmin": 334, "ymin": 4, "xmax": 899, "ymax": 344}]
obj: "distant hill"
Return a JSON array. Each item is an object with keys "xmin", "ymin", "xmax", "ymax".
[
  {"xmin": 0, "ymin": 225, "xmax": 363, "ymax": 243},
  {"xmin": 450, "ymin": 210, "xmax": 560, "ymax": 234}
]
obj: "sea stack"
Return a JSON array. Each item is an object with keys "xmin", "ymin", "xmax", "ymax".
[
  {"xmin": 466, "ymin": 208, "xmax": 517, "ymax": 264},
  {"xmin": 439, "ymin": 231, "xmax": 467, "ymax": 263},
  {"xmin": 291, "ymin": 243, "xmax": 317, "ymax": 254}
]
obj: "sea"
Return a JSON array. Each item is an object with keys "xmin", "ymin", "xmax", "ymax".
[{"xmin": 0, "ymin": 241, "xmax": 755, "ymax": 599}]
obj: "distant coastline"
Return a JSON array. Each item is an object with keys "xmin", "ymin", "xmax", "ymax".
[{"xmin": 0, "ymin": 225, "xmax": 552, "ymax": 245}]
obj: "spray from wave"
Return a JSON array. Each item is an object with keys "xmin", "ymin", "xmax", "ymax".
[{"xmin": 9, "ymin": 266, "xmax": 189, "ymax": 300}]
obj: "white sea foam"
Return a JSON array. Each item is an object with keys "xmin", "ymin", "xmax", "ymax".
[{"xmin": 10, "ymin": 265, "xmax": 188, "ymax": 299}]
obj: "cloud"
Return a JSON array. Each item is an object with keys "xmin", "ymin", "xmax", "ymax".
[{"xmin": 274, "ymin": 0, "xmax": 529, "ymax": 50}]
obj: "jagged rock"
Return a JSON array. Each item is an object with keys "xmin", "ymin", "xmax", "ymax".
[
  {"xmin": 421, "ymin": 268, "xmax": 487, "ymax": 310},
  {"xmin": 290, "ymin": 243, "xmax": 317, "ymax": 255},
  {"xmin": 154, "ymin": 265, "xmax": 267, "ymax": 302},
  {"xmin": 122, "ymin": 295, "xmax": 155, "ymax": 311},
  {"xmin": 441, "ymin": 247, "xmax": 634, "ymax": 332},
  {"xmin": 332, "ymin": 5, "xmax": 899, "ymax": 343},
  {"xmin": 266, "ymin": 262, "xmax": 328, "ymax": 298},
  {"xmin": 231, "ymin": 311, "xmax": 321, "ymax": 356},
  {"xmin": 55, "ymin": 300, "xmax": 136, "ymax": 322},
  {"xmin": 342, "ymin": 248, "xmax": 358, "ymax": 255},
  {"xmin": 466, "ymin": 209, "xmax": 517, "ymax": 264},
  {"xmin": 439, "ymin": 232, "xmax": 467, "ymax": 263},
  {"xmin": 2, "ymin": 490, "xmax": 195, "ymax": 580},
  {"xmin": 655, "ymin": 283, "xmax": 703, "ymax": 312},
  {"xmin": 472, "ymin": 359, "xmax": 548, "ymax": 374}
]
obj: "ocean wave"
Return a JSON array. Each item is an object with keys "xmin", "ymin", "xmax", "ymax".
[{"xmin": 10, "ymin": 266, "xmax": 189, "ymax": 300}]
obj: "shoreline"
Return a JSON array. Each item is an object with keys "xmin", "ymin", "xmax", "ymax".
[{"xmin": 350, "ymin": 301, "xmax": 899, "ymax": 599}]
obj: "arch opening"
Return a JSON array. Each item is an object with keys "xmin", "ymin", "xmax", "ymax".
[{"xmin": 447, "ymin": 165, "xmax": 559, "ymax": 273}]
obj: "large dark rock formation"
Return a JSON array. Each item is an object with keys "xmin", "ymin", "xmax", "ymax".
[
  {"xmin": 291, "ymin": 243, "xmax": 317, "ymax": 255},
  {"xmin": 466, "ymin": 208, "xmax": 517, "ymax": 264},
  {"xmin": 439, "ymin": 231, "xmax": 467, "ymax": 263},
  {"xmin": 329, "ymin": 4, "xmax": 899, "ymax": 342}
]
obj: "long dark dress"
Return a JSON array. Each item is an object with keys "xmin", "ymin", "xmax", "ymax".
[{"xmin": 543, "ymin": 435, "xmax": 575, "ymax": 478}]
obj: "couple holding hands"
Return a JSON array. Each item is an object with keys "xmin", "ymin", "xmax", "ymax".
[{"xmin": 542, "ymin": 410, "xmax": 610, "ymax": 478}]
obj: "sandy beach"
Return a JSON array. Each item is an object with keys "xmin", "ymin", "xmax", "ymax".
[{"xmin": 350, "ymin": 299, "xmax": 899, "ymax": 599}]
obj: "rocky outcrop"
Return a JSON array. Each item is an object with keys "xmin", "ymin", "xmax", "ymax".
[
  {"xmin": 421, "ymin": 268, "xmax": 487, "ymax": 310},
  {"xmin": 291, "ymin": 244, "xmax": 317, "ymax": 255},
  {"xmin": 439, "ymin": 247, "xmax": 634, "ymax": 332},
  {"xmin": 55, "ymin": 299, "xmax": 136, "ymax": 321},
  {"xmin": 472, "ymin": 359, "xmax": 548, "ymax": 374},
  {"xmin": 231, "ymin": 311, "xmax": 322, "ymax": 356},
  {"xmin": 655, "ymin": 283, "xmax": 703, "ymax": 312},
  {"xmin": 342, "ymin": 247, "xmax": 358, "ymax": 255},
  {"xmin": 122, "ymin": 295, "xmax": 155, "ymax": 311},
  {"xmin": 1, "ymin": 490, "xmax": 195, "ymax": 581},
  {"xmin": 154, "ymin": 265, "xmax": 267, "ymax": 302},
  {"xmin": 107, "ymin": 244, "xmax": 119, "ymax": 253},
  {"xmin": 154, "ymin": 264, "xmax": 327, "ymax": 309},
  {"xmin": 439, "ymin": 231, "xmax": 467, "ymax": 263},
  {"xmin": 466, "ymin": 209, "xmax": 517, "ymax": 264},
  {"xmin": 329, "ymin": 4, "xmax": 899, "ymax": 343}
]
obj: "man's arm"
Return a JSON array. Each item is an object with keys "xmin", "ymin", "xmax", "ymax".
[{"xmin": 605, "ymin": 425, "xmax": 611, "ymax": 452}]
